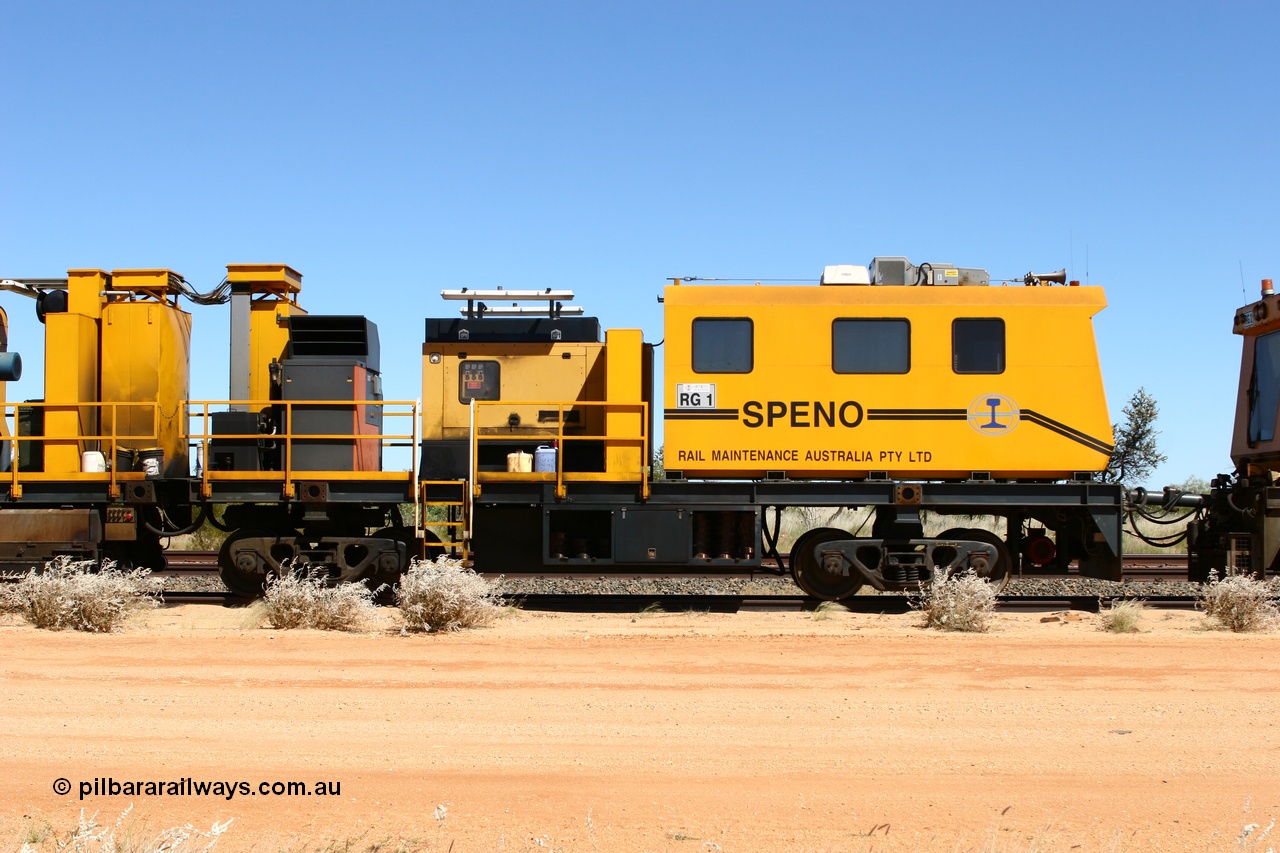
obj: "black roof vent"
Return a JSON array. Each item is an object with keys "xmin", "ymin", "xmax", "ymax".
[{"xmin": 286, "ymin": 315, "xmax": 380, "ymax": 371}]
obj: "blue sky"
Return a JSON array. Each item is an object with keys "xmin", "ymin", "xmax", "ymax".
[{"xmin": 2, "ymin": 1, "xmax": 1277, "ymax": 485}]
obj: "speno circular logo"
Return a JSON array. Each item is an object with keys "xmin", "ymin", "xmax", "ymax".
[{"xmin": 967, "ymin": 394, "xmax": 1019, "ymax": 436}]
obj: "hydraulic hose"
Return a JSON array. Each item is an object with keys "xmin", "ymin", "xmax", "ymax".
[{"xmin": 143, "ymin": 504, "xmax": 211, "ymax": 537}]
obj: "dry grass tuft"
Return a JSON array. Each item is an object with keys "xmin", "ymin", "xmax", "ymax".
[
  {"xmin": 261, "ymin": 565, "xmax": 378, "ymax": 631},
  {"xmin": 1199, "ymin": 572, "xmax": 1280, "ymax": 633},
  {"xmin": 21, "ymin": 805, "xmax": 232, "ymax": 852},
  {"xmin": 1232, "ymin": 817, "xmax": 1276, "ymax": 853},
  {"xmin": 1209, "ymin": 798, "xmax": 1277, "ymax": 853},
  {"xmin": 2, "ymin": 556, "xmax": 160, "ymax": 632},
  {"xmin": 915, "ymin": 570, "xmax": 996, "ymax": 632},
  {"xmin": 396, "ymin": 557, "xmax": 501, "ymax": 633},
  {"xmin": 1099, "ymin": 599, "xmax": 1145, "ymax": 633}
]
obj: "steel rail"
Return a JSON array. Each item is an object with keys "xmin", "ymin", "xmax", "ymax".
[{"xmin": 144, "ymin": 591, "xmax": 1206, "ymax": 613}]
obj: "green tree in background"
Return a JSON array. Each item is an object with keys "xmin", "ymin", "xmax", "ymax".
[{"xmin": 1103, "ymin": 387, "xmax": 1167, "ymax": 485}]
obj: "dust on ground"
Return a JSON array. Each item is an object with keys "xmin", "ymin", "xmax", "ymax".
[{"xmin": 1, "ymin": 604, "xmax": 1277, "ymax": 852}]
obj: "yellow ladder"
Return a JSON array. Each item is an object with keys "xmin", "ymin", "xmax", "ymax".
[{"xmin": 418, "ymin": 480, "xmax": 470, "ymax": 563}]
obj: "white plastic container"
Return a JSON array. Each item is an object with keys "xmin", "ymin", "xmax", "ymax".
[
  {"xmin": 139, "ymin": 448, "xmax": 164, "ymax": 478},
  {"xmin": 506, "ymin": 451, "xmax": 533, "ymax": 473},
  {"xmin": 81, "ymin": 451, "xmax": 106, "ymax": 473},
  {"xmin": 534, "ymin": 445, "xmax": 557, "ymax": 473}
]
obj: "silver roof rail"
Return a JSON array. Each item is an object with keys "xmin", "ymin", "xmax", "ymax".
[{"xmin": 441, "ymin": 288, "xmax": 582, "ymax": 319}]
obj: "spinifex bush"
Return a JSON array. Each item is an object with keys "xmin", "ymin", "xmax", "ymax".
[
  {"xmin": 396, "ymin": 557, "xmax": 501, "ymax": 633},
  {"xmin": 3, "ymin": 556, "xmax": 160, "ymax": 632},
  {"xmin": 261, "ymin": 565, "xmax": 378, "ymax": 630},
  {"xmin": 1099, "ymin": 599, "xmax": 1145, "ymax": 633},
  {"xmin": 1199, "ymin": 572, "xmax": 1280, "ymax": 633},
  {"xmin": 915, "ymin": 570, "xmax": 996, "ymax": 632}
]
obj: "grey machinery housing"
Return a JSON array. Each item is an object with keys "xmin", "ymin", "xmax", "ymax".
[{"xmin": 210, "ymin": 315, "xmax": 383, "ymax": 473}]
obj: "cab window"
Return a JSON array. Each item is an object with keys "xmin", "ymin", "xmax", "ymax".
[
  {"xmin": 1248, "ymin": 330, "xmax": 1280, "ymax": 444},
  {"xmin": 953, "ymin": 318, "xmax": 1005, "ymax": 374},
  {"xmin": 692, "ymin": 318, "xmax": 753, "ymax": 373},
  {"xmin": 833, "ymin": 319, "xmax": 910, "ymax": 374}
]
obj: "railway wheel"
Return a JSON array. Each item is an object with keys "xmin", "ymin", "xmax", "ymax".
[
  {"xmin": 939, "ymin": 527, "xmax": 1011, "ymax": 593},
  {"xmin": 790, "ymin": 527, "xmax": 862, "ymax": 600},
  {"xmin": 217, "ymin": 528, "xmax": 274, "ymax": 598}
]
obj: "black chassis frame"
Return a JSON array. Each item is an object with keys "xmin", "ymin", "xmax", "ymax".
[
  {"xmin": 0, "ymin": 477, "xmax": 1123, "ymax": 579},
  {"xmin": 0, "ymin": 476, "xmax": 414, "ymax": 507},
  {"xmin": 0, "ymin": 476, "xmax": 415, "ymax": 569},
  {"xmin": 468, "ymin": 478, "xmax": 1125, "ymax": 579}
]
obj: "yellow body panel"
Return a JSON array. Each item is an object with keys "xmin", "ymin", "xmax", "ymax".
[
  {"xmin": 65, "ymin": 269, "xmax": 108, "ymax": 318},
  {"xmin": 422, "ymin": 342, "xmax": 607, "ymax": 441},
  {"xmin": 110, "ymin": 268, "xmax": 179, "ymax": 304},
  {"xmin": 225, "ymin": 263, "xmax": 302, "ymax": 297},
  {"xmin": 604, "ymin": 329, "xmax": 644, "ymax": 476},
  {"xmin": 40, "ymin": 271, "xmax": 111, "ymax": 472},
  {"xmin": 99, "ymin": 297, "xmax": 192, "ymax": 477},
  {"xmin": 248, "ymin": 299, "xmax": 303, "ymax": 404},
  {"xmin": 663, "ymin": 283, "xmax": 1113, "ymax": 479},
  {"xmin": 43, "ymin": 313, "xmax": 101, "ymax": 473}
]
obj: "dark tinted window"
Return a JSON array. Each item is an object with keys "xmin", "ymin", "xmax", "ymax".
[
  {"xmin": 832, "ymin": 319, "xmax": 910, "ymax": 374},
  {"xmin": 692, "ymin": 318, "xmax": 753, "ymax": 373},
  {"xmin": 459, "ymin": 360, "xmax": 500, "ymax": 402},
  {"xmin": 1249, "ymin": 330, "xmax": 1280, "ymax": 444},
  {"xmin": 953, "ymin": 318, "xmax": 1005, "ymax": 374}
]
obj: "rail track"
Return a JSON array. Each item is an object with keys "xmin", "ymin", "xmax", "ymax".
[
  {"xmin": 12, "ymin": 549, "xmax": 1203, "ymax": 611},
  {"xmin": 156, "ymin": 550, "xmax": 1191, "ymax": 580},
  {"xmin": 156, "ymin": 589, "xmax": 1203, "ymax": 612}
]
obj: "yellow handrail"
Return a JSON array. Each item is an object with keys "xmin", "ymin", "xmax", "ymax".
[
  {"xmin": 187, "ymin": 400, "xmax": 418, "ymax": 500},
  {"xmin": 469, "ymin": 400, "xmax": 650, "ymax": 499},
  {"xmin": 1, "ymin": 400, "xmax": 160, "ymax": 499},
  {"xmin": 1, "ymin": 398, "xmax": 420, "ymax": 503}
]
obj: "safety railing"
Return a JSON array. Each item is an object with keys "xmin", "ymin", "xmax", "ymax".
[
  {"xmin": 188, "ymin": 400, "xmax": 419, "ymax": 500},
  {"xmin": 0, "ymin": 401, "xmax": 161, "ymax": 500},
  {"xmin": 469, "ymin": 399, "xmax": 650, "ymax": 500}
]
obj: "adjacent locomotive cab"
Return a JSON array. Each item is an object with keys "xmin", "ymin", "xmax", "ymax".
[
  {"xmin": 1231, "ymin": 279, "xmax": 1280, "ymax": 471},
  {"xmin": 1188, "ymin": 278, "xmax": 1280, "ymax": 580}
]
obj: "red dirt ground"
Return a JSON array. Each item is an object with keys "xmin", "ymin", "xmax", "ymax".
[{"xmin": 2, "ymin": 605, "xmax": 1278, "ymax": 852}]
